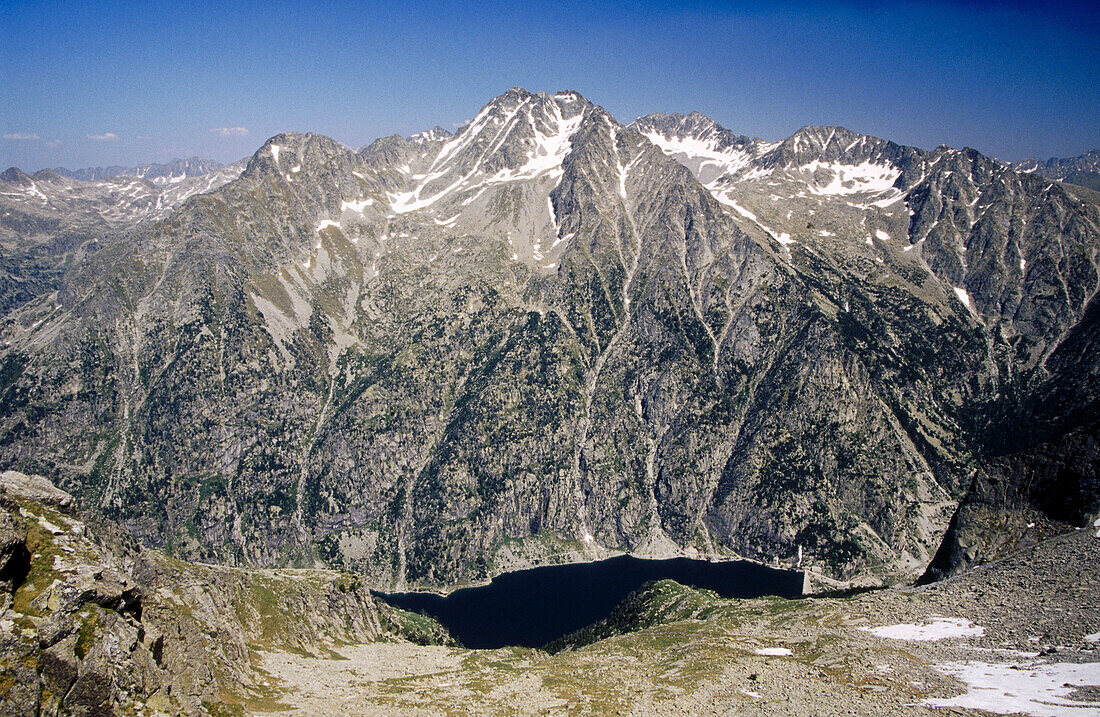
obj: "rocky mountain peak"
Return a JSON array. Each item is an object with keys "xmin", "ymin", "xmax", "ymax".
[
  {"xmin": 243, "ymin": 132, "xmax": 355, "ymax": 181},
  {"xmin": 764, "ymin": 125, "xmax": 905, "ymax": 170},
  {"xmin": 631, "ymin": 110, "xmax": 749, "ymax": 147},
  {"xmin": 1012, "ymin": 149, "xmax": 1100, "ymax": 191},
  {"xmin": 385, "ymin": 88, "xmax": 597, "ymax": 217},
  {"xmin": 409, "ymin": 126, "xmax": 452, "ymax": 143},
  {"xmin": 0, "ymin": 167, "xmax": 32, "ymax": 185},
  {"xmin": 30, "ymin": 168, "xmax": 65, "ymax": 183},
  {"xmin": 628, "ymin": 111, "xmax": 764, "ymax": 187}
]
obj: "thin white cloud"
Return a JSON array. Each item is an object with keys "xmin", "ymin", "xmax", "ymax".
[
  {"xmin": 210, "ymin": 126, "xmax": 248, "ymax": 137},
  {"xmin": 45, "ymin": 140, "xmax": 62, "ymax": 148},
  {"xmin": 3, "ymin": 133, "xmax": 39, "ymax": 140},
  {"xmin": 86, "ymin": 132, "xmax": 117, "ymax": 141}
]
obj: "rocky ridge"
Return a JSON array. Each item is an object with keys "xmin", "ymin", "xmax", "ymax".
[
  {"xmin": 0, "ymin": 470, "xmax": 432, "ymax": 716},
  {"xmin": 0, "ymin": 160, "xmax": 246, "ymax": 319},
  {"xmin": 1013, "ymin": 150, "xmax": 1100, "ymax": 192}
]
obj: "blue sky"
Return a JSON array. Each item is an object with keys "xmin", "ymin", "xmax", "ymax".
[{"xmin": 1, "ymin": 0, "xmax": 1097, "ymax": 170}]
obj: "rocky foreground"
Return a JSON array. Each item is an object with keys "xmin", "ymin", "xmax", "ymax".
[
  {"xmin": 254, "ymin": 524, "xmax": 1100, "ymax": 716},
  {"xmin": 3, "ymin": 470, "xmax": 1095, "ymax": 715},
  {"xmin": 0, "ymin": 471, "xmax": 444, "ymax": 715}
]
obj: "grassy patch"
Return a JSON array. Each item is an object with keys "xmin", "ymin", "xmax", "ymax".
[{"xmin": 378, "ymin": 603, "xmax": 456, "ymax": 646}]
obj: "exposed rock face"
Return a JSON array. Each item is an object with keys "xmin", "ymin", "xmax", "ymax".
[
  {"xmin": 0, "ymin": 89, "xmax": 1097, "ymax": 589},
  {"xmin": 921, "ymin": 292, "xmax": 1100, "ymax": 581},
  {"xmin": 0, "ymin": 472, "xmax": 392, "ymax": 716},
  {"xmin": 0, "ymin": 469, "xmax": 74, "ymax": 510},
  {"xmin": 920, "ymin": 420, "xmax": 1100, "ymax": 582}
]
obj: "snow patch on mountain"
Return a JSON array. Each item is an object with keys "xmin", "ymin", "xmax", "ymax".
[
  {"xmin": 487, "ymin": 107, "xmax": 583, "ymax": 184},
  {"xmin": 640, "ymin": 131, "xmax": 757, "ymax": 184},
  {"xmin": 864, "ymin": 617, "xmax": 983, "ymax": 641},
  {"xmin": 799, "ymin": 160, "xmax": 900, "ymax": 196},
  {"xmin": 924, "ymin": 660, "xmax": 1100, "ymax": 716}
]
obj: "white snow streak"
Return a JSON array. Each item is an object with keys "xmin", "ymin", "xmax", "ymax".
[
  {"xmin": 488, "ymin": 107, "xmax": 584, "ymax": 183},
  {"xmin": 640, "ymin": 131, "xmax": 755, "ymax": 183},
  {"xmin": 726, "ymin": 200, "xmax": 757, "ymax": 222},
  {"xmin": 616, "ymin": 152, "xmax": 643, "ymax": 200},
  {"xmin": 870, "ymin": 192, "xmax": 904, "ymax": 208},
  {"xmin": 389, "ymin": 100, "xmax": 583, "ymax": 214},
  {"xmin": 551, "ymin": 232, "xmax": 575, "ymax": 249},
  {"xmin": 340, "ymin": 198, "xmax": 372, "ymax": 213},
  {"xmin": 718, "ymin": 198, "xmax": 795, "ymax": 248}
]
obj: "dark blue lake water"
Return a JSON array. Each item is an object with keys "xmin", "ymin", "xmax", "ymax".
[{"xmin": 374, "ymin": 555, "xmax": 804, "ymax": 649}]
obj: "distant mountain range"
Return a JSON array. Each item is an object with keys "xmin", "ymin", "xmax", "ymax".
[
  {"xmin": 1011, "ymin": 149, "xmax": 1100, "ymax": 192},
  {"xmin": 53, "ymin": 156, "xmax": 226, "ymax": 184},
  {"xmin": 1, "ymin": 89, "xmax": 1097, "ymax": 591}
]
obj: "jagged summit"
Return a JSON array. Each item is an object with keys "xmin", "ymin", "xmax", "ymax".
[
  {"xmin": 30, "ymin": 168, "xmax": 65, "ymax": 183},
  {"xmin": 631, "ymin": 110, "xmax": 753, "ymax": 146},
  {"xmin": 408, "ymin": 126, "xmax": 452, "ymax": 143},
  {"xmin": 384, "ymin": 87, "xmax": 597, "ymax": 216},
  {"xmin": 243, "ymin": 132, "xmax": 354, "ymax": 179}
]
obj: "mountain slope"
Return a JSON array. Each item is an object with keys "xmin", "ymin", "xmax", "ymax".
[
  {"xmin": 633, "ymin": 111, "xmax": 1100, "ymax": 581},
  {"xmin": 0, "ymin": 90, "xmax": 1097, "ymax": 590}
]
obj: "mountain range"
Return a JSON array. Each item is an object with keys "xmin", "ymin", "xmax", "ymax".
[
  {"xmin": 1, "ymin": 88, "xmax": 1097, "ymax": 590},
  {"xmin": 1012, "ymin": 149, "xmax": 1100, "ymax": 192},
  {"xmin": 53, "ymin": 157, "xmax": 227, "ymax": 184}
]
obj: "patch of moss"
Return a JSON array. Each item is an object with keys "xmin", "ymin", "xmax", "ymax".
[
  {"xmin": 74, "ymin": 609, "xmax": 100, "ymax": 660},
  {"xmin": 0, "ymin": 674, "xmax": 16, "ymax": 699},
  {"xmin": 201, "ymin": 700, "xmax": 245, "ymax": 717}
]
